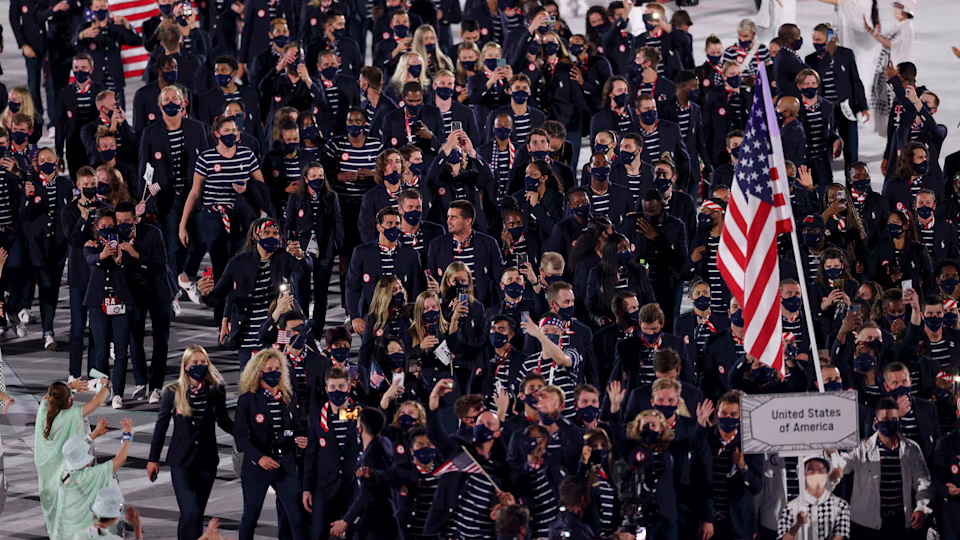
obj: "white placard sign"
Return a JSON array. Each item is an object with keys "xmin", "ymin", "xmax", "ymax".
[{"xmin": 741, "ymin": 390, "xmax": 860, "ymax": 454}]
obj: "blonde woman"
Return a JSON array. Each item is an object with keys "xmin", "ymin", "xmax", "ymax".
[
  {"xmin": 413, "ymin": 25, "xmax": 454, "ymax": 77},
  {"xmin": 146, "ymin": 345, "xmax": 233, "ymax": 540},
  {"xmin": 387, "ymin": 52, "xmax": 430, "ymax": 103},
  {"xmin": 409, "ymin": 289, "xmax": 465, "ymax": 378},
  {"xmin": 235, "ymin": 348, "xmax": 307, "ymax": 540},
  {"xmin": 467, "ymin": 42, "xmax": 511, "ymax": 130},
  {"xmin": 358, "ymin": 276, "xmax": 410, "ymax": 373},
  {"xmin": 437, "ymin": 261, "xmax": 483, "ymax": 350},
  {"xmin": 1, "ymin": 86, "xmax": 43, "ymax": 144},
  {"xmin": 454, "ymin": 41, "xmax": 481, "ymax": 100},
  {"xmin": 95, "ymin": 164, "xmax": 135, "ymax": 207}
]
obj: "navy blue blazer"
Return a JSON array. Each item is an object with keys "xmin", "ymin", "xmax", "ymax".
[
  {"xmin": 704, "ymin": 429, "xmax": 764, "ymax": 537},
  {"xmin": 124, "ymin": 222, "xmax": 176, "ymax": 305},
  {"xmin": 467, "ymin": 72, "xmax": 510, "ymax": 135},
  {"xmin": 578, "ymin": 55, "xmax": 614, "ymax": 115},
  {"xmin": 882, "ymin": 176, "xmax": 945, "ymax": 214},
  {"xmin": 781, "ymin": 119, "xmax": 807, "ymax": 168},
  {"xmin": 625, "ymin": 379, "xmax": 703, "ymax": 421},
  {"xmin": 234, "ymin": 389, "xmax": 301, "ymax": 470},
  {"xmin": 358, "ymin": 184, "xmax": 402, "ymax": 245},
  {"xmin": 702, "ymin": 90, "xmax": 749, "ymax": 167},
  {"xmin": 82, "ymin": 246, "xmax": 136, "ymax": 307},
  {"xmin": 303, "ymin": 399, "xmax": 363, "ymax": 499},
  {"xmin": 80, "ymin": 118, "xmax": 137, "ymax": 165},
  {"xmin": 62, "ymin": 201, "xmax": 99, "ymax": 287},
  {"xmin": 642, "ymin": 119, "xmax": 690, "ymax": 186},
  {"xmin": 427, "ymin": 230, "xmax": 504, "ymax": 307},
  {"xmin": 773, "ymin": 48, "xmax": 808, "ymax": 100},
  {"xmin": 798, "ymin": 96, "xmax": 839, "ymax": 165},
  {"xmin": 316, "ymin": 73, "xmax": 363, "ymax": 137},
  {"xmin": 73, "ymin": 21, "xmax": 143, "ymax": 90},
  {"xmin": 380, "ymin": 105, "xmax": 444, "ymax": 155},
  {"xmin": 506, "ymin": 158, "xmax": 575, "ymax": 194},
  {"xmin": 131, "ymin": 82, "xmax": 164, "ymax": 139},
  {"xmin": 202, "ymin": 249, "xmax": 312, "ymax": 310},
  {"xmin": 346, "ymin": 241, "xmax": 422, "ymax": 320},
  {"xmin": 149, "ymin": 383, "xmax": 234, "ymax": 467},
  {"xmin": 284, "ymin": 190, "xmax": 345, "ymax": 258},
  {"xmin": 238, "ymin": 0, "xmax": 298, "ymax": 63},
  {"xmin": 708, "ymin": 161, "xmax": 735, "ymax": 191},
  {"xmin": 590, "ymin": 106, "xmax": 641, "ymax": 144},
  {"xmin": 440, "ymin": 101, "xmax": 482, "ymax": 146},
  {"xmin": 143, "ymin": 50, "xmax": 205, "ymax": 92},
  {"xmin": 426, "ymin": 162, "xmax": 491, "ymax": 234},
  {"xmin": 483, "ymin": 104, "xmax": 546, "ymax": 146},
  {"xmin": 622, "ymin": 212, "xmax": 689, "ymax": 286},
  {"xmin": 584, "ymin": 262, "xmax": 656, "ymax": 321},
  {"xmin": 54, "ymin": 82, "xmax": 107, "ymax": 154},
  {"xmin": 137, "ymin": 117, "xmax": 214, "ymax": 215},
  {"xmin": 342, "ymin": 437, "xmax": 400, "ymax": 536},
  {"xmin": 23, "ymin": 174, "xmax": 74, "ymax": 266},
  {"xmin": 543, "ymin": 216, "xmax": 588, "ymax": 263},
  {"xmin": 805, "ymin": 46, "xmax": 869, "ymax": 115},
  {"xmin": 633, "ymin": 29, "xmax": 682, "ymax": 81},
  {"xmin": 659, "ymin": 98, "xmax": 711, "ymax": 188},
  {"xmin": 601, "ymin": 17, "xmax": 635, "ymax": 76},
  {"xmin": 610, "ymin": 334, "xmax": 694, "ymax": 392},
  {"xmin": 627, "ymin": 72, "xmax": 677, "ymax": 107}
]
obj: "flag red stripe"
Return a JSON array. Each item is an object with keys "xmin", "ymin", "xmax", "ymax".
[
  {"xmin": 122, "ymin": 54, "xmax": 150, "ymax": 64},
  {"xmin": 112, "ymin": 0, "xmax": 159, "ymax": 9}
]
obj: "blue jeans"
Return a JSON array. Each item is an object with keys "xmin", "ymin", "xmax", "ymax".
[{"xmin": 68, "ymin": 287, "xmax": 95, "ymax": 378}]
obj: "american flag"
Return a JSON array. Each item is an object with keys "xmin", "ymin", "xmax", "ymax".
[
  {"xmin": 717, "ymin": 64, "xmax": 795, "ymax": 374},
  {"xmin": 369, "ymin": 361, "xmax": 386, "ymax": 389},
  {"xmin": 276, "ymin": 330, "xmax": 291, "ymax": 345},
  {"xmin": 433, "ymin": 451, "xmax": 484, "ymax": 476},
  {"xmin": 113, "ymin": 0, "xmax": 160, "ymax": 78},
  {"xmin": 146, "ymin": 181, "xmax": 161, "ymax": 197}
]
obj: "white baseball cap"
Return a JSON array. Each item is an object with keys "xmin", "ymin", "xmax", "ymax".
[
  {"xmin": 62, "ymin": 436, "xmax": 94, "ymax": 472},
  {"xmin": 894, "ymin": 0, "xmax": 917, "ymax": 15},
  {"xmin": 90, "ymin": 487, "xmax": 124, "ymax": 519}
]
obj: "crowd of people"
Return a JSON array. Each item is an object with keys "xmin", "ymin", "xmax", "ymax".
[{"xmin": 3, "ymin": 0, "xmax": 960, "ymax": 537}]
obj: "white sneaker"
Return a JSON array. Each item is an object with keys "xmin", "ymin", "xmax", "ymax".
[
  {"xmin": 110, "ymin": 343, "xmax": 116, "ymax": 360},
  {"xmin": 43, "ymin": 334, "xmax": 56, "ymax": 351},
  {"xmin": 68, "ymin": 375, "xmax": 77, "ymax": 383},
  {"xmin": 18, "ymin": 309, "xmax": 32, "ymax": 325},
  {"xmin": 149, "ymin": 389, "xmax": 162, "ymax": 404},
  {"xmin": 179, "ymin": 277, "xmax": 202, "ymax": 304},
  {"xmin": 171, "ymin": 299, "xmax": 181, "ymax": 317},
  {"xmin": 111, "ymin": 395, "xmax": 123, "ymax": 409},
  {"xmin": 47, "ymin": 126, "xmax": 55, "ymax": 140},
  {"xmin": 14, "ymin": 322, "xmax": 25, "ymax": 338},
  {"xmin": 132, "ymin": 385, "xmax": 147, "ymax": 401}
]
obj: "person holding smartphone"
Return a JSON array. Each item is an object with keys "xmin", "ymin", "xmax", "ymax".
[
  {"xmin": 426, "ymin": 131, "xmax": 490, "ymax": 232},
  {"xmin": 433, "ymin": 69, "xmax": 481, "ymax": 143},
  {"xmin": 83, "ymin": 208, "xmax": 142, "ymax": 408},
  {"xmin": 411, "ymin": 288, "xmax": 467, "ymax": 393},
  {"xmin": 864, "ymin": 209, "xmax": 933, "ymax": 291},
  {"xmin": 813, "ymin": 247, "xmax": 860, "ymax": 337}
]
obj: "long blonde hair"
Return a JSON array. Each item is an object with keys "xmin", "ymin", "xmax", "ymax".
[
  {"xmin": 410, "ymin": 290, "xmax": 450, "ymax": 345},
  {"xmin": 168, "ymin": 345, "xmax": 226, "ymax": 417},
  {"xmin": 412, "ymin": 25, "xmax": 453, "ymax": 74},
  {"xmin": 389, "ymin": 52, "xmax": 431, "ymax": 96},
  {"xmin": 239, "ymin": 349, "xmax": 294, "ymax": 399},
  {"xmin": 439, "ymin": 261, "xmax": 477, "ymax": 304},
  {"xmin": 626, "ymin": 409, "xmax": 675, "ymax": 450},
  {"xmin": 96, "ymin": 165, "xmax": 134, "ymax": 206},
  {"xmin": 367, "ymin": 276, "xmax": 405, "ymax": 332},
  {"xmin": 0, "ymin": 87, "xmax": 36, "ymax": 129}
]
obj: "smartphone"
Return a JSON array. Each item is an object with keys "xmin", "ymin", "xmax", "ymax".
[
  {"xmin": 642, "ymin": 13, "xmax": 656, "ymax": 24},
  {"xmin": 850, "ymin": 304, "xmax": 861, "ymax": 314},
  {"xmin": 203, "ymin": 267, "xmax": 213, "ymax": 279},
  {"xmin": 392, "ymin": 372, "xmax": 404, "ymax": 386},
  {"xmin": 516, "ymin": 252, "xmax": 529, "ymax": 268},
  {"xmin": 107, "ymin": 234, "xmax": 119, "ymax": 248},
  {"xmin": 286, "ymin": 229, "xmax": 297, "ymax": 242},
  {"xmin": 833, "ymin": 278, "xmax": 844, "ymax": 291},
  {"xmin": 451, "ymin": 121, "xmax": 463, "ymax": 132},
  {"xmin": 459, "ymin": 293, "xmax": 468, "ymax": 304},
  {"xmin": 347, "ymin": 365, "xmax": 359, "ymax": 379},
  {"xmin": 827, "ymin": 29, "xmax": 835, "ymax": 41},
  {"xmin": 496, "ymin": 58, "xmax": 507, "ymax": 69},
  {"xmin": 150, "ymin": 468, "xmax": 158, "ymax": 482},
  {"xmin": 836, "ymin": 191, "xmax": 846, "ymax": 200},
  {"xmin": 424, "ymin": 268, "xmax": 433, "ymax": 279},
  {"xmin": 902, "ymin": 279, "xmax": 913, "ymax": 292},
  {"xmin": 521, "ymin": 311, "xmax": 532, "ymax": 322},
  {"xmin": 183, "ymin": 2, "xmax": 193, "ymax": 17}
]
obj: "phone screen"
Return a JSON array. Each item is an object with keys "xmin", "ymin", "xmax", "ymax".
[{"xmin": 496, "ymin": 58, "xmax": 506, "ymax": 69}]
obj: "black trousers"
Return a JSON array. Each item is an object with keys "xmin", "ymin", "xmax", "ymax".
[{"xmin": 171, "ymin": 462, "xmax": 218, "ymax": 540}]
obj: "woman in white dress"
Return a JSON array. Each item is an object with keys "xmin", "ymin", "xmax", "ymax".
[
  {"xmin": 862, "ymin": 0, "xmax": 916, "ymax": 134},
  {"xmin": 757, "ymin": 0, "xmax": 798, "ymax": 44}
]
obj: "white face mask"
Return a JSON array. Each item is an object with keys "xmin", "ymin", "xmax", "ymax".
[{"xmin": 807, "ymin": 472, "xmax": 828, "ymax": 491}]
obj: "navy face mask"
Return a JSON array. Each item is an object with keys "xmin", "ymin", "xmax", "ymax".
[
  {"xmin": 654, "ymin": 404, "xmax": 676, "ymax": 418},
  {"xmin": 161, "ymin": 101, "xmax": 181, "ymax": 117},
  {"xmin": 925, "ymin": 316, "xmax": 944, "ymax": 331},
  {"xmin": 556, "ymin": 305, "xmax": 574, "ymax": 320},
  {"xmin": 187, "ymin": 364, "xmax": 208, "ymax": 381},
  {"xmin": 403, "ymin": 209, "xmax": 422, "ymax": 226},
  {"xmin": 946, "ymin": 311, "xmax": 959, "ymax": 328},
  {"xmin": 917, "ymin": 205, "xmax": 934, "ymax": 220},
  {"xmin": 511, "ymin": 90, "xmax": 529, "ymax": 105},
  {"xmin": 473, "ymin": 423, "xmax": 496, "ymax": 443},
  {"xmin": 693, "ymin": 295, "xmax": 711, "ymax": 311},
  {"xmin": 781, "ymin": 295, "xmax": 803, "ymax": 313},
  {"xmin": 489, "ymin": 331, "xmax": 510, "ymax": 348},
  {"xmin": 328, "ymin": 389, "xmax": 349, "ymax": 406},
  {"xmin": 572, "ymin": 204, "xmax": 590, "ymax": 220},
  {"xmin": 730, "ymin": 309, "xmax": 745, "ymax": 327},
  {"xmin": 824, "ymin": 380, "xmax": 843, "ymax": 392},
  {"xmin": 398, "ymin": 415, "xmax": 416, "ymax": 431},
  {"xmin": 887, "ymin": 385, "xmax": 911, "ymax": 399},
  {"xmin": 262, "ymin": 370, "xmax": 282, "ymax": 387},
  {"xmin": 697, "ymin": 213, "xmax": 715, "ymax": 232},
  {"xmin": 717, "ymin": 416, "xmax": 740, "ymax": 433},
  {"xmin": 617, "ymin": 250, "xmax": 633, "ymax": 266},
  {"xmin": 503, "ymin": 281, "xmax": 524, "ymax": 299},
  {"xmin": 577, "ymin": 405, "xmax": 599, "ymax": 424},
  {"xmin": 854, "ymin": 353, "xmax": 876, "ymax": 372},
  {"xmin": 914, "ymin": 160, "xmax": 928, "ymax": 175},
  {"xmin": 413, "ymin": 447, "xmax": 436, "ymax": 464},
  {"xmin": 435, "ymin": 86, "xmax": 455, "ymax": 100},
  {"xmin": 801, "ymin": 87, "xmax": 819, "ymax": 99},
  {"xmin": 639, "ymin": 109, "xmax": 657, "ymax": 125},
  {"xmin": 887, "ymin": 223, "xmax": 904, "ymax": 237},
  {"xmin": 852, "ymin": 178, "xmax": 871, "ymax": 192},
  {"xmin": 640, "ymin": 427, "xmax": 660, "ymax": 446},
  {"xmin": 940, "ymin": 278, "xmax": 959, "ymax": 294},
  {"xmin": 876, "ymin": 419, "xmax": 900, "ymax": 437},
  {"xmin": 591, "ymin": 166, "xmax": 610, "ymax": 183},
  {"xmin": 494, "ymin": 126, "xmax": 512, "ymax": 141},
  {"xmin": 330, "ymin": 347, "xmax": 350, "ymax": 363},
  {"xmin": 825, "ymin": 267, "xmax": 843, "ymax": 280}
]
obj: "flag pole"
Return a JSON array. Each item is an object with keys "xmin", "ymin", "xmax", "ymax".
[
  {"xmin": 460, "ymin": 444, "xmax": 501, "ymax": 492},
  {"xmin": 756, "ymin": 61, "xmax": 825, "ymax": 393}
]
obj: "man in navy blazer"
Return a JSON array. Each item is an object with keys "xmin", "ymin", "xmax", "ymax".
[
  {"xmin": 637, "ymin": 94, "xmax": 691, "ymax": 188},
  {"xmin": 658, "ymin": 71, "xmax": 711, "ymax": 193},
  {"xmin": 381, "ymin": 82, "xmax": 444, "ymax": 159},
  {"xmin": 776, "ymin": 96, "xmax": 807, "ymax": 169},
  {"xmin": 773, "ymin": 24, "xmax": 808, "ymax": 100},
  {"xmin": 433, "ymin": 70, "xmax": 482, "ymax": 144},
  {"xmin": 805, "ymin": 26, "xmax": 869, "ymax": 169},
  {"xmin": 345, "ymin": 207, "xmax": 422, "ymax": 326},
  {"xmin": 427, "ymin": 200, "xmax": 504, "ymax": 307},
  {"xmin": 589, "ymin": 76, "xmax": 642, "ymax": 143},
  {"xmin": 315, "ymin": 49, "xmax": 362, "ymax": 137},
  {"xmin": 797, "ymin": 68, "xmax": 841, "ymax": 192}
]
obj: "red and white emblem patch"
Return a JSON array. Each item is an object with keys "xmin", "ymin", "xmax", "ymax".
[
  {"xmin": 66, "ymin": 110, "xmax": 73, "ymax": 119},
  {"xmin": 274, "ymin": 96, "xmax": 282, "ymax": 102},
  {"xmin": 396, "ymin": 444, "xmax": 405, "ymax": 455},
  {"xmin": 319, "ymin": 438, "xmax": 327, "ymax": 447},
  {"xmin": 148, "ymin": 113, "xmax": 156, "ymax": 121},
  {"xmin": 257, "ymin": 9, "xmax": 265, "ymax": 16},
  {"xmin": 952, "ymin": 464, "xmax": 958, "ymax": 475},
  {"xmin": 527, "ymin": 63, "xmax": 536, "ymax": 72},
  {"xmin": 481, "ymin": 28, "xmax": 489, "ymax": 36},
  {"xmin": 390, "ymin": 137, "xmax": 398, "ymax": 146},
  {"xmin": 154, "ymin": 151, "xmax": 162, "ymax": 160},
  {"xmin": 475, "ymin": 367, "xmax": 483, "ymax": 375},
  {"xmin": 399, "ymin": 486, "xmax": 409, "ymax": 496},
  {"xmin": 684, "ymin": 335, "xmax": 690, "ymax": 344},
  {"xmin": 272, "ymin": 170, "xmax": 280, "ymax": 177},
  {"xmin": 34, "ymin": 196, "xmax": 41, "ymax": 204},
  {"xmin": 298, "ymin": 209, "xmax": 304, "ymax": 218},
  {"xmin": 703, "ymin": 79, "xmax": 711, "ymax": 87},
  {"xmin": 718, "ymin": 108, "xmax": 726, "ymax": 116},
  {"xmin": 437, "ymin": 268, "xmax": 443, "ymax": 275},
  {"xmin": 619, "ymin": 44, "xmax": 626, "ymax": 53},
  {"xmin": 310, "ymin": 18, "xmax": 317, "ymax": 25},
  {"xmin": 635, "ymin": 451, "xmax": 645, "ymax": 462},
  {"xmin": 598, "ymin": 46, "xmax": 604, "ymax": 54},
  {"xmin": 255, "ymin": 413, "xmax": 265, "ymax": 424},
  {"xmin": 21, "ymin": 6, "xmax": 28, "ymax": 13},
  {"xmin": 89, "ymin": 43, "xmax": 96, "ymax": 51},
  {"xmin": 363, "ymin": 273, "xmax": 370, "ymax": 283},
  {"xmin": 382, "ymin": 32, "xmax": 390, "ymax": 40},
  {"xmin": 438, "ymin": 187, "xmax": 446, "ymax": 195},
  {"xmin": 341, "ymin": 152, "xmax": 350, "ymax": 161},
  {"xmin": 718, "ymin": 365, "xmax": 726, "ymax": 374},
  {"xmin": 455, "ymin": 85, "xmax": 463, "ymax": 93},
  {"xmin": 213, "ymin": 164, "xmax": 222, "ymax": 172},
  {"xmin": 376, "ymin": 328, "xmax": 384, "ymax": 337}
]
